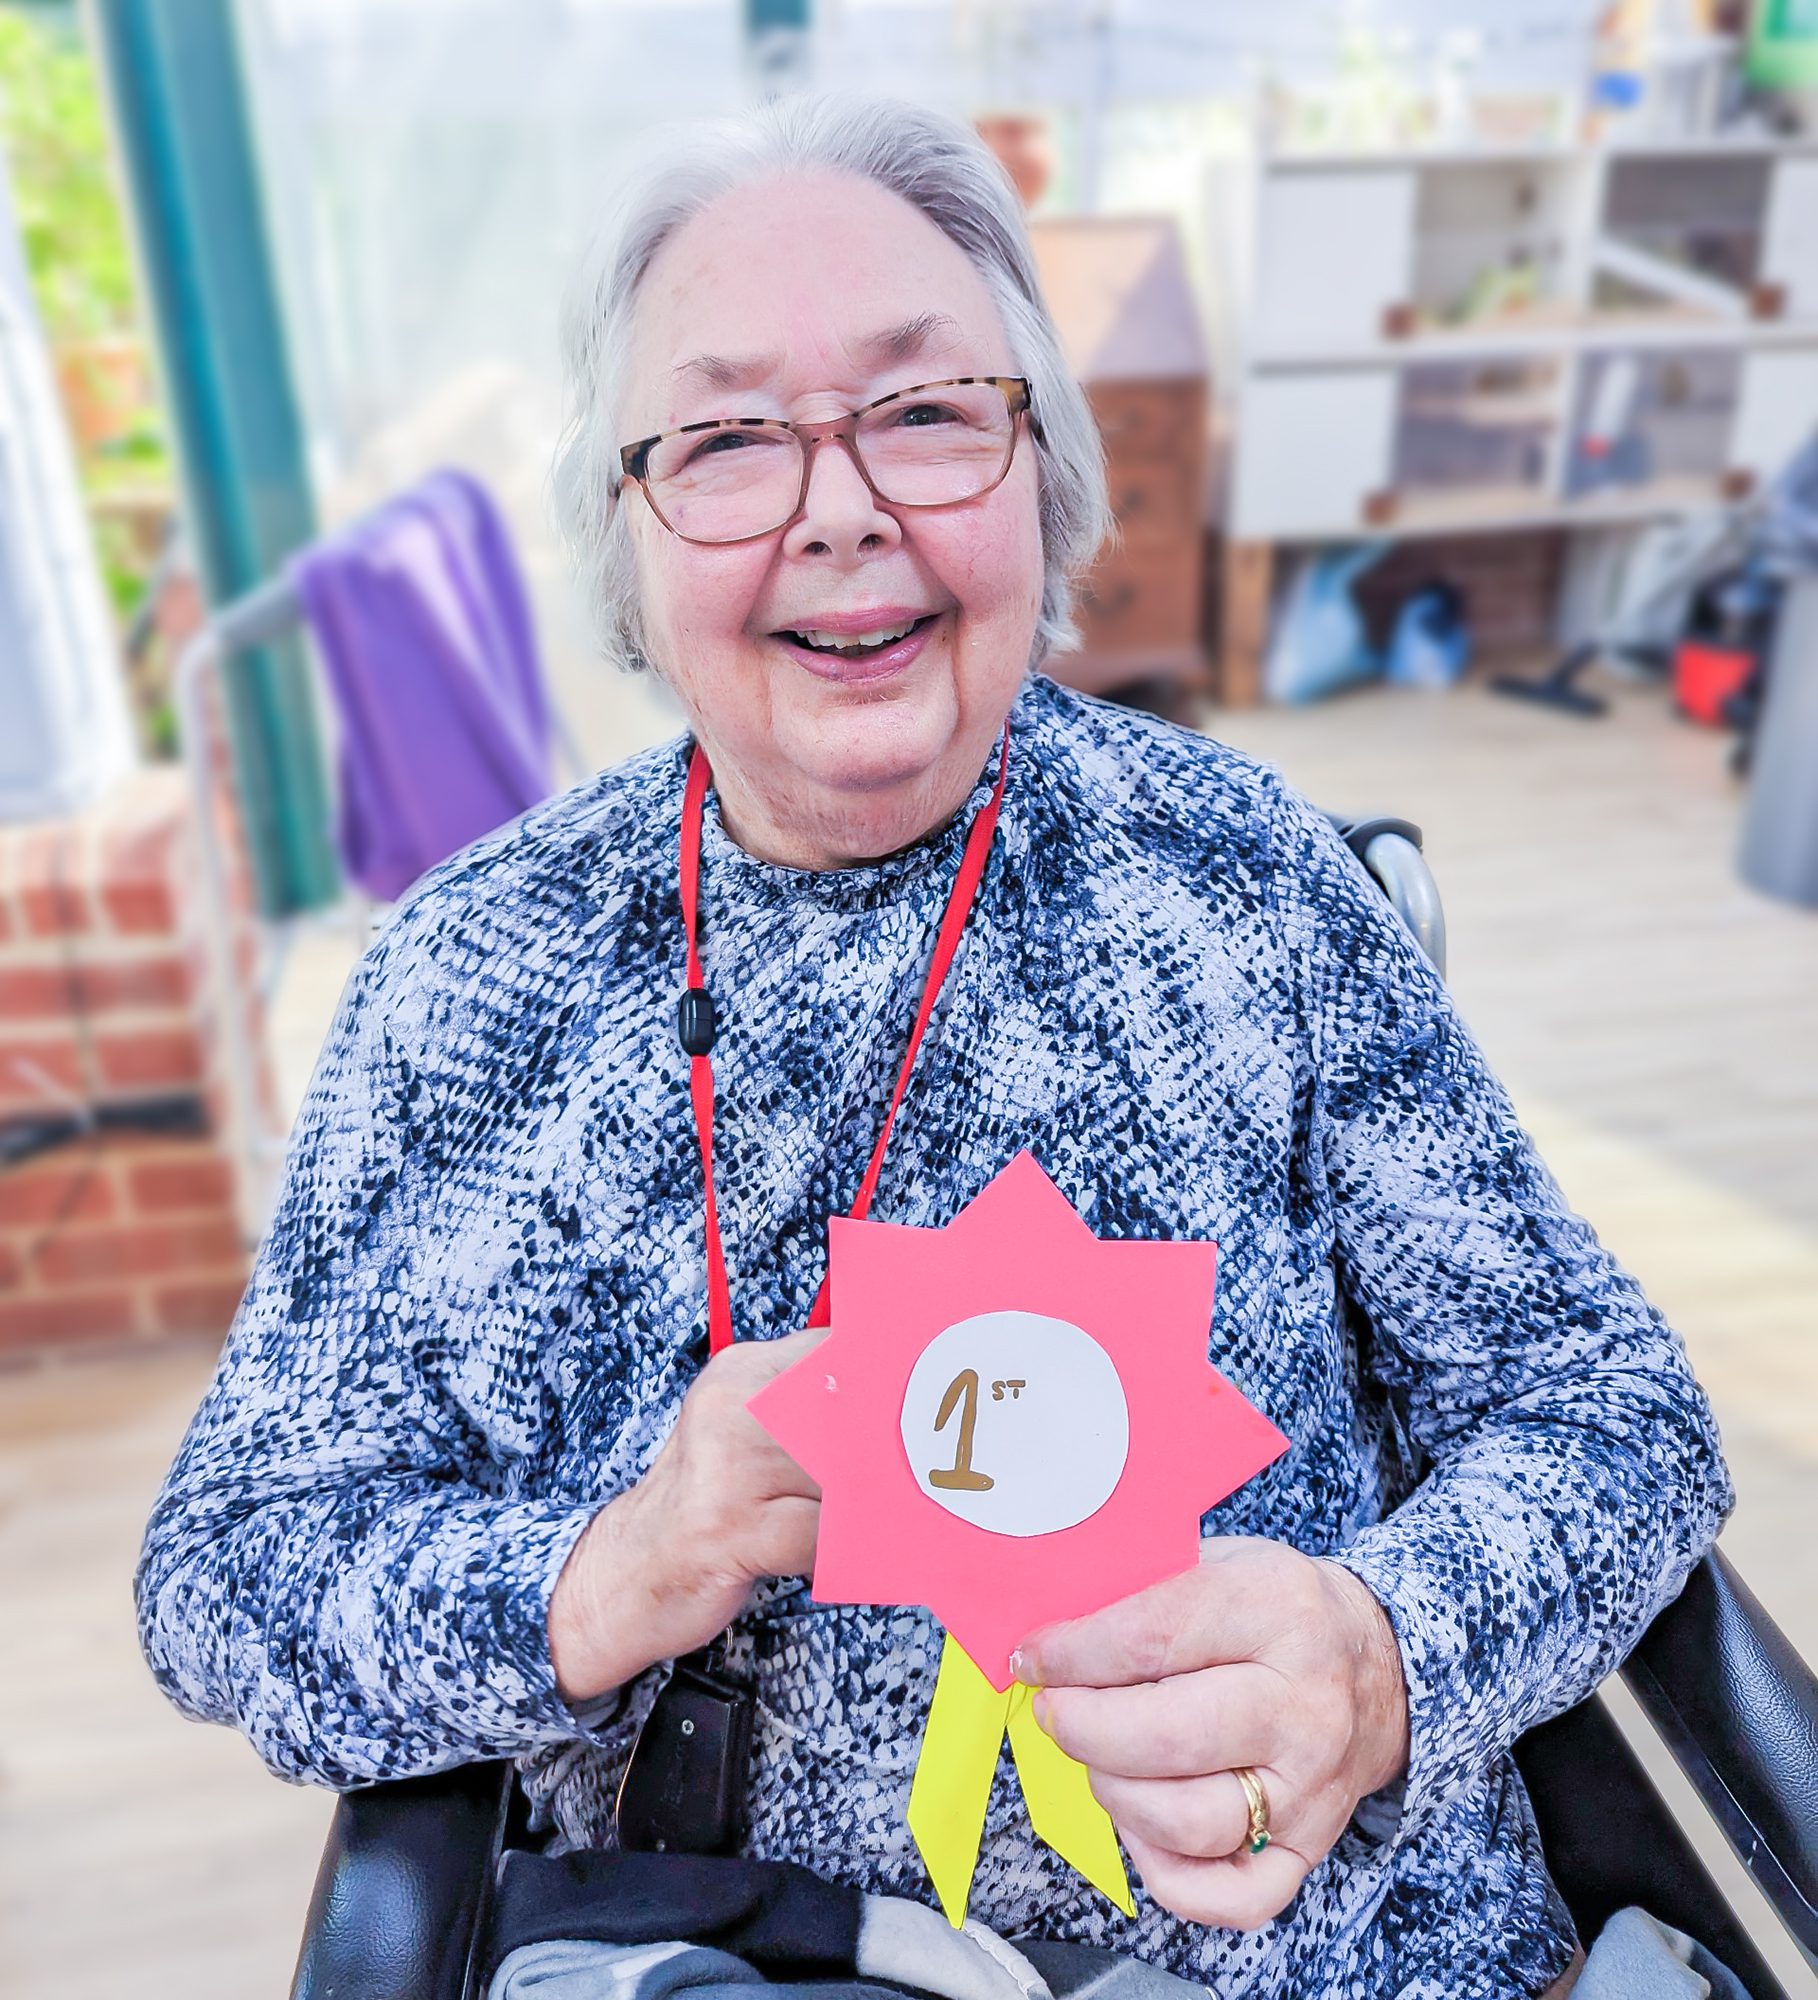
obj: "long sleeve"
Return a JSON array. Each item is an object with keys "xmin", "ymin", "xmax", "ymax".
[
  {"xmin": 134, "ymin": 933, "xmax": 604, "ymax": 1789},
  {"xmin": 1268, "ymin": 779, "xmax": 1734, "ymax": 1840}
]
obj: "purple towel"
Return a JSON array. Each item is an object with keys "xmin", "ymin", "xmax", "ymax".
[{"xmin": 290, "ymin": 468, "xmax": 555, "ymax": 902}]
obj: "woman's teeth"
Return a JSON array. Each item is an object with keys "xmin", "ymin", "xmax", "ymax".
[{"xmin": 787, "ymin": 617, "xmax": 921, "ymax": 655}]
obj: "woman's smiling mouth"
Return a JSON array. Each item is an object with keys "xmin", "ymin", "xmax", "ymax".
[
  {"xmin": 783, "ymin": 615, "xmax": 924, "ymax": 654},
  {"xmin": 770, "ymin": 610, "xmax": 943, "ymax": 682}
]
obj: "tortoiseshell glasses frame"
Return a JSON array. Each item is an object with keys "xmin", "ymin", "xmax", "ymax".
[{"xmin": 616, "ymin": 376, "xmax": 1035, "ymax": 546}]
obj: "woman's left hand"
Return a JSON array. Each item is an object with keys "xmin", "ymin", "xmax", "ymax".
[{"xmin": 1014, "ymin": 1538, "xmax": 1410, "ymax": 1932}]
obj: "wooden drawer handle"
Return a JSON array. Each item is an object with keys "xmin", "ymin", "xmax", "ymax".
[
  {"xmin": 1362, "ymin": 490, "xmax": 1400, "ymax": 526},
  {"xmin": 1083, "ymin": 580, "xmax": 1139, "ymax": 618},
  {"xmin": 1117, "ymin": 485, "xmax": 1150, "ymax": 520}
]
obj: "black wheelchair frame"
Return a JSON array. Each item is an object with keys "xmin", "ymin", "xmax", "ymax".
[{"xmin": 287, "ymin": 823, "xmax": 1818, "ymax": 2000}]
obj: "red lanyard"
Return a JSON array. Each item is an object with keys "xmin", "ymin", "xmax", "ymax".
[{"xmin": 678, "ymin": 725, "xmax": 1011, "ymax": 1354}]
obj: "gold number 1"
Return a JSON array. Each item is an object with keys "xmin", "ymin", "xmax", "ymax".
[{"xmin": 928, "ymin": 1368, "xmax": 995, "ymax": 1491}]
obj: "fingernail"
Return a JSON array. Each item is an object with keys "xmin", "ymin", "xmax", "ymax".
[{"xmin": 1010, "ymin": 1647, "xmax": 1036, "ymax": 1686}]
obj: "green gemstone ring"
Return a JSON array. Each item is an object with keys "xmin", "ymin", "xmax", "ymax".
[{"xmin": 1235, "ymin": 1766, "xmax": 1272, "ymax": 1859}]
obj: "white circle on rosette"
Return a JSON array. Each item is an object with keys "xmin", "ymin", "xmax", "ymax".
[{"xmin": 899, "ymin": 1310, "xmax": 1130, "ymax": 1538}]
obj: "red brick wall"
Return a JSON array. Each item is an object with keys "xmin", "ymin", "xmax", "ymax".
[{"xmin": 0, "ymin": 768, "xmax": 258, "ymax": 1359}]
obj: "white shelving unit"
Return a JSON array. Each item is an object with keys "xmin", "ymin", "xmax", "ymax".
[
  {"xmin": 1219, "ymin": 135, "xmax": 1818, "ymax": 544},
  {"xmin": 1206, "ymin": 131, "xmax": 1818, "ymax": 699}
]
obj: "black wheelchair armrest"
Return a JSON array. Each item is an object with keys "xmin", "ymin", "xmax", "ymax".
[
  {"xmin": 290, "ymin": 1758, "xmax": 513, "ymax": 2000},
  {"xmin": 1621, "ymin": 1550, "xmax": 1818, "ymax": 1963},
  {"xmin": 286, "ymin": 1551, "xmax": 1818, "ymax": 1997}
]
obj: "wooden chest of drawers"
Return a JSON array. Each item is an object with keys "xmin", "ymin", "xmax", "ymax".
[{"xmin": 1027, "ymin": 220, "xmax": 1211, "ymax": 696}]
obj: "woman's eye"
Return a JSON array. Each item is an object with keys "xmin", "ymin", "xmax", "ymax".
[
  {"xmin": 891, "ymin": 401, "xmax": 962, "ymax": 428},
  {"xmin": 676, "ymin": 427, "xmax": 783, "ymax": 473}
]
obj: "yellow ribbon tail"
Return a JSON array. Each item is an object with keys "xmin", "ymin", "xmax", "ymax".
[
  {"xmin": 908, "ymin": 1633, "xmax": 1009, "ymax": 1927},
  {"xmin": 1007, "ymin": 1685, "xmax": 1136, "ymax": 1918},
  {"xmin": 908, "ymin": 1634, "xmax": 1135, "ymax": 1929}
]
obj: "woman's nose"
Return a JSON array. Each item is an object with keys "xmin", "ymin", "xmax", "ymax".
[{"xmin": 782, "ymin": 433, "xmax": 902, "ymax": 561}]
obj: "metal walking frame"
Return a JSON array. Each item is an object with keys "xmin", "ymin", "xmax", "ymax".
[
  {"xmin": 175, "ymin": 567, "xmax": 588, "ymax": 1244},
  {"xmin": 175, "ymin": 573, "xmax": 317, "ymax": 1244}
]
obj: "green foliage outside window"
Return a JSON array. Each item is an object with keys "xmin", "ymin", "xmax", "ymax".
[
  {"xmin": 1, "ymin": 4, "xmax": 179, "ymax": 756},
  {"xmin": 0, "ymin": 5, "xmax": 136, "ymax": 340}
]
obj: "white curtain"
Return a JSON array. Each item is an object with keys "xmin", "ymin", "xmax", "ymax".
[{"xmin": 0, "ymin": 151, "xmax": 134, "ymax": 821}]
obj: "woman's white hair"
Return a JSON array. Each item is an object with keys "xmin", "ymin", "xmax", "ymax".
[{"xmin": 552, "ymin": 93, "xmax": 1109, "ymax": 675}]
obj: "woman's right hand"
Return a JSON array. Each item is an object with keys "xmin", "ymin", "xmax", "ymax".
[{"xmin": 548, "ymin": 1327, "xmax": 824, "ymax": 1705}]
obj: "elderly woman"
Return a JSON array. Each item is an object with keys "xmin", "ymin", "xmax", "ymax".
[{"xmin": 139, "ymin": 96, "xmax": 1732, "ymax": 2000}]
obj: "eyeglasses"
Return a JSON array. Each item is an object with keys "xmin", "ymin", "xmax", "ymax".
[{"xmin": 617, "ymin": 376, "xmax": 1034, "ymax": 546}]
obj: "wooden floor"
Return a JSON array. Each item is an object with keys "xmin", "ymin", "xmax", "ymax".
[{"xmin": 1, "ymin": 667, "xmax": 1814, "ymax": 1996}]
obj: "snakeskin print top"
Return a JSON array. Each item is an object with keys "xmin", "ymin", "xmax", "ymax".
[{"xmin": 138, "ymin": 673, "xmax": 1731, "ymax": 1999}]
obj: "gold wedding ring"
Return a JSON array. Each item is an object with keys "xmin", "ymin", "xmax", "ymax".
[{"xmin": 1233, "ymin": 1766, "xmax": 1272, "ymax": 1856}]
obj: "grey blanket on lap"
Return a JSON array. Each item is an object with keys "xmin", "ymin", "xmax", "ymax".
[{"xmin": 490, "ymin": 1917, "xmax": 1197, "ymax": 2000}]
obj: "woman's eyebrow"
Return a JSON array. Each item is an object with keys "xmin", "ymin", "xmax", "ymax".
[{"xmin": 669, "ymin": 312, "xmax": 966, "ymax": 396}]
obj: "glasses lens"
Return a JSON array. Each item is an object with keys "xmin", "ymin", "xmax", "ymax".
[
  {"xmin": 857, "ymin": 382, "xmax": 1014, "ymax": 505},
  {"xmin": 638, "ymin": 384, "xmax": 1018, "ymax": 542},
  {"xmin": 646, "ymin": 423, "xmax": 803, "ymax": 543}
]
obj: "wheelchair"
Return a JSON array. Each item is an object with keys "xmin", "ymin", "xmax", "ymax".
[{"xmin": 287, "ymin": 821, "xmax": 1818, "ymax": 2000}]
